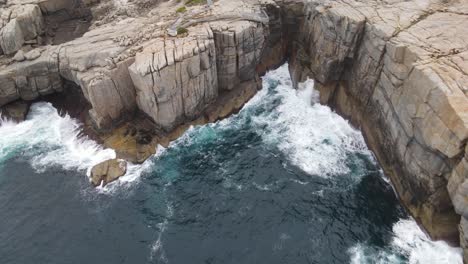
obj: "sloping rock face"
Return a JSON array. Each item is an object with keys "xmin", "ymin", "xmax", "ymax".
[
  {"xmin": 287, "ymin": 0, "xmax": 468, "ymax": 254},
  {"xmin": 1, "ymin": 0, "xmax": 468, "ymax": 259}
]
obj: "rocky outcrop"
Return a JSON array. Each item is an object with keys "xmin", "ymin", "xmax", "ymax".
[
  {"xmin": 1, "ymin": 0, "xmax": 467, "ymax": 259},
  {"xmin": 90, "ymin": 159, "xmax": 127, "ymax": 186},
  {"xmin": 128, "ymin": 25, "xmax": 218, "ymax": 131},
  {"xmin": 0, "ymin": 4, "xmax": 44, "ymax": 55}
]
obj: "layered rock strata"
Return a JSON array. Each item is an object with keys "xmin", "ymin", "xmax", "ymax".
[{"xmin": 0, "ymin": 0, "xmax": 468, "ymax": 260}]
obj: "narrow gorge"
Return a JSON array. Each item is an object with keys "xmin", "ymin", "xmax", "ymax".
[{"xmin": 0, "ymin": 0, "xmax": 467, "ymax": 263}]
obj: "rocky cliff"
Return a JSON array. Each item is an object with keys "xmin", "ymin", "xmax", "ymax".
[
  {"xmin": 286, "ymin": 0, "xmax": 468, "ymax": 260},
  {"xmin": 0, "ymin": 0, "xmax": 467, "ymax": 261}
]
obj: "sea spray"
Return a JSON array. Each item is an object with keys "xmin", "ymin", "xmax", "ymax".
[
  {"xmin": 253, "ymin": 65, "xmax": 372, "ymax": 177},
  {"xmin": 0, "ymin": 102, "xmax": 115, "ymax": 174},
  {"xmin": 349, "ymin": 219, "xmax": 463, "ymax": 264}
]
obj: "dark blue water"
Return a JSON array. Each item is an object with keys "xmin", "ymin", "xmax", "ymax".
[{"xmin": 0, "ymin": 65, "xmax": 461, "ymax": 264}]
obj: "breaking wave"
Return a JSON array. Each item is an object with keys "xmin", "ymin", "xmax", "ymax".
[
  {"xmin": 0, "ymin": 102, "xmax": 115, "ymax": 173},
  {"xmin": 252, "ymin": 65, "xmax": 371, "ymax": 177},
  {"xmin": 349, "ymin": 219, "xmax": 462, "ymax": 264}
]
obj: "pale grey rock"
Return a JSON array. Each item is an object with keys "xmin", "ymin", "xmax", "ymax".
[
  {"xmin": 11, "ymin": 4, "xmax": 44, "ymax": 41},
  {"xmin": 90, "ymin": 159, "xmax": 127, "ymax": 187},
  {"xmin": 24, "ymin": 49, "xmax": 40, "ymax": 60},
  {"xmin": 12, "ymin": 49, "xmax": 25, "ymax": 61},
  {"xmin": 0, "ymin": 19, "xmax": 24, "ymax": 54},
  {"xmin": 212, "ymin": 21, "xmax": 265, "ymax": 91},
  {"xmin": 129, "ymin": 25, "xmax": 218, "ymax": 131},
  {"xmin": 0, "ymin": 4, "xmax": 45, "ymax": 55}
]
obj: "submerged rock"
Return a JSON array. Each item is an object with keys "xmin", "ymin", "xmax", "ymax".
[{"xmin": 90, "ymin": 159, "xmax": 127, "ymax": 187}]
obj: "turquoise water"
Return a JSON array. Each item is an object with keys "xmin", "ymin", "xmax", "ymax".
[{"xmin": 0, "ymin": 65, "xmax": 462, "ymax": 264}]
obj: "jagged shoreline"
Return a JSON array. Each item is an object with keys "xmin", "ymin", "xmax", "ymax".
[{"xmin": 1, "ymin": 0, "xmax": 467, "ymax": 261}]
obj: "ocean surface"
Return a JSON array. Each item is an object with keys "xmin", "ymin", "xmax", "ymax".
[{"xmin": 0, "ymin": 65, "xmax": 462, "ymax": 264}]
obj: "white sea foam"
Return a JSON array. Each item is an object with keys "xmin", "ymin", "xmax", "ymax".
[
  {"xmin": 0, "ymin": 102, "xmax": 115, "ymax": 173},
  {"xmin": 253, "ymin": 64, "xmax": 371, "ymax": 177},
  {"xmin": 349, "ymin": 218, "xmax": 463, "ymax": 264},
  {"xmin": 96, "ymin": 158, "xmax": 156, "ymax": 194},
  {"xmin": 150, "ymin": 202, "xmax": 173, "ymax": 263}
]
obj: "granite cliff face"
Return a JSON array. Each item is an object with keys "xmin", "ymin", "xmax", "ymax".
[
  {"xmin": 287, "ymin": 0, "xmax": 468, "ymax": 254},
  {"xmin": 0, "ymin": 0, "xmax": 467, "ymax": 260}
]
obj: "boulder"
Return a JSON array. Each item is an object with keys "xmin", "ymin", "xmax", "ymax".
[
  {"xmin": 13, "ymin": 50, "xmax": 25, "ymax": 62},
  {"xmin": 90, "ymin": 159, "xmax": 127, "ymax": 187},
  {"xmin": 0, "ymin": 19, "xmax": 25, "ymax": 55},
  {"xmin": 24, "ymin": 49, "xmax": 41, "ymax": 60}
]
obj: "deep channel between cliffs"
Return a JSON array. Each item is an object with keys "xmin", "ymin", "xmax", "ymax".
[{"xmin": 0, "ymin": 65, "xmax": 462, "ymax": 263}]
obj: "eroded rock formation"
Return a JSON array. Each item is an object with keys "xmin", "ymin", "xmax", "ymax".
[{"xmin": 1, "ymin": 0, "xmax": 467, "ymax": 260}]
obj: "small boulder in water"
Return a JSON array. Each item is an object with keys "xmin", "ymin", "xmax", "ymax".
[{"xmin": 90, "ymin": 159, "xmax": 127, "ymax": 187}]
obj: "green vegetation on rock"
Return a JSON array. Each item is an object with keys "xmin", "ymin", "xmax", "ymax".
[
  {"xmin": 176, "ymin": 6, "xmax": 187, "ymax": 13},
  {"xmin": 177, "ymin": 27, "xmax": 188, "ymax": 35},
  {"xmin": 185, "ymin": 0, "xmax": 206, "ymax": 6}
]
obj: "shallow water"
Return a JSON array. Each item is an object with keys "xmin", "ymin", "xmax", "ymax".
[{"xmin": 0, "ymin": 65, "xmax": 462, "ymax": 264}]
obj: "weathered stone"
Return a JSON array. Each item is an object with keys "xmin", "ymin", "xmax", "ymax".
[
  {"xmin": 90, "ymin": 159, "xmax": 127, "ymax": 187},
  {"xmin": 13, "ymin": 50, "xmax": 25, "ymax": 61},
  {"xmin": 24, "ymin": 49, "xmax": 40, "ymax": 60},
  {"xmin": 0, "ymin": 19, "xmax": 24, "ymax": 55},
  {"xmin": 129, "ymin": 25, "xmax": 219, "ymax": 131},
  {"xmin": 212, "ymin": 21, "xmax": 265, "ymax": 91}
]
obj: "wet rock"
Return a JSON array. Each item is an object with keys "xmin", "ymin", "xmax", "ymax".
[
  {"xmin": 90, "ymin": 159, "xmax": 127, "ymax": 187},
  {"xmin": 0, "ymin": 4, "xmax": 45, "ymax": 55},
  {"xmin": 0, "ymin": 101, "xmax": 30, "ymax": 122},
  {"xmin": 102, "ymin": 123, "xmax": 157, "ymax": 164}
]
